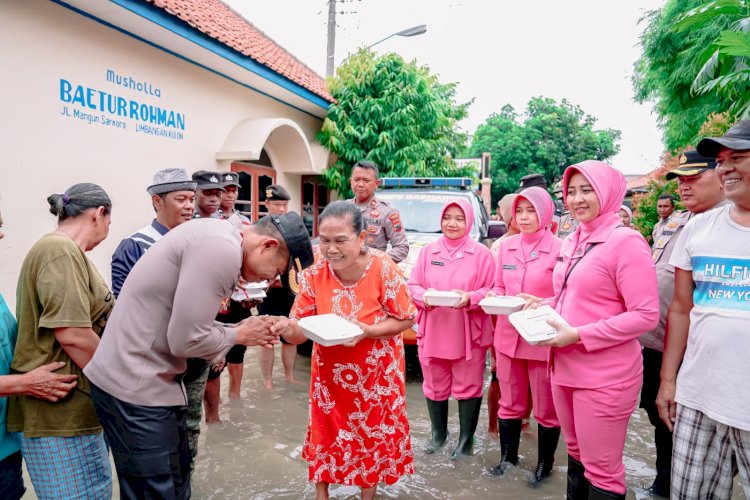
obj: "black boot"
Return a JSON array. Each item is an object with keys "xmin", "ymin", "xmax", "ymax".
[
  {"xmin": 646, "ymin": 467, "xmax": 670, "ymax": 498},
  {"xmin": 588, "ymin": 484, "xmax": 626, "ymax": 500},
  {"xmin": 529, "ymin": 424, "xmax": 560, "ymax": 485},
  {"xmin": 450, "ymin": 397, "xmax": 482, "ymax": 460},
  {"xmin": 424, "ymin": 398, "xmax": 449, "ymax": 454},
  {"xmin": 566, "ymin": 455, "xmax": 589, "ymax": 500},
  {"xmin": 488, "ymin": 418, "xmax": 522, "ymax": 476}
]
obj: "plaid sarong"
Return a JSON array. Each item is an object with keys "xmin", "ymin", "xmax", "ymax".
[
  {"xmin": 672, "ymin": 404, "xmax": 750, "ymax": 499},
  {"xmin": 19, "ymin": 432, "xmax": 111, "ymax": 500}
]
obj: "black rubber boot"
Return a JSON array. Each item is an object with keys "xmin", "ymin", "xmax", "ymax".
[
  {"xmin": 450, "ymin": 397, "xmax": 482, "ymax": 460},
  {"xmin": 566, "ymin": 455, "xmax": 589, "ymax": 500},
  {"xmin": 529, "ymin": 424, "xmax": 561, "ymax": 485},
  {"xmin": 646, "ymin": 467, "xmax": 670, "ymax": 498},
  {"xmin": 488, "ymin": 418, "xmax": 522, "ymax": 476},
  {"xmin": 424, "ymin": 398, "xmax": 449, "ymax": 454},
  {"xmin": 588, "ymin": 484, "xmax": 626, "ymax": 500}
]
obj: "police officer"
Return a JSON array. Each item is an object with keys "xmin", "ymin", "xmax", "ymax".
[
  {"xmin": 639, "ymin": 149, "xmax": 727, "ymax": 496},
  {"xmin": 192, "ymin": 170, "xmax": 225, "ymax": 218},
  {"xmin": 256, "ymin": 185, "xmax": 300, "ymax": 389},
  {"xmin": 219, "ymin": 172, "xmax": 250, "ymax": 223},
  {"xmin": 652, "ymin": 194, "xmax": 676, "ymax": 244},
  {"xmin": 349, "ymin": 160, "xmax": 409, "ymax": 263},
  {"xmin": 554, "ymin": 178, "xmax": 579, "ymax": 239},
  {"xmin": 186, "ymin": 170, "xmax": 227, "ymax": 459}
]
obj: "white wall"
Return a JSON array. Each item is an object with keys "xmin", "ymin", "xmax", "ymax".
[{"xmin": 0, "ymin": 0, "xmax": 326, "ymax": 308}]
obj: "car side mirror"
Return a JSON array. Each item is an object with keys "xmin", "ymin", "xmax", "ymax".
[{"xmin": 486, "ymin": 221, "xmax": 507, "ymax": 240}]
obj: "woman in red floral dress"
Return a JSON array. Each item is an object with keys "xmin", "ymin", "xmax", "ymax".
[{"xmin": 286, "ymin": 201, "xmax": 416, "ymax": 500}]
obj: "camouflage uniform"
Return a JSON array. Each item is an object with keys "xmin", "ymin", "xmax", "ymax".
[
  {"xmin": 183, "ymin": 358, "xmax": 210, "ymax": 471},
  {"xmin": 351, "ymin": 195, "xmax": 409, "ymax": 263},
  {"xmin": 555, "ymin": 211, "xmax": 579, "ymax": 239}
]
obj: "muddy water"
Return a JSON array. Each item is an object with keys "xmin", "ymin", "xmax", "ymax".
[{"xmin": 189, "ymin": 351, "xmax": 745, "ymax": 500}]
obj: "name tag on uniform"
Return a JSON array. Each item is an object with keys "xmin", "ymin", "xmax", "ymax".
[
  {"xmin": 431, "ymin": 260, "xmax": 444, "ymax": 266},
  {"xmin": 503, "ymin": 264, "xmax": 516, "ymax": 270}
]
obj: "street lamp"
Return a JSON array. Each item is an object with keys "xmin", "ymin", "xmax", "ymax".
[{"xmin": 368, "ymin": 25, "xmax": 427, "ymax": 49}]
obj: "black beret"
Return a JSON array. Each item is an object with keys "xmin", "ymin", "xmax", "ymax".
[
  {"xmin": 265, "ymin": 185, "xmax": 291, "ymax": 201},
  {"xmin": 516, "ymin": 173, "xmax": 548, "ymax": 192}
]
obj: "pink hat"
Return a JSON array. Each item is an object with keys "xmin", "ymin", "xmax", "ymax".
[
  {"xmin": 513, "ymin": 186, "xmax": 555, "ymax": 231},
  {"xmin": 562, "ymin": 160, "xmax": 626, "ymax": 215}
]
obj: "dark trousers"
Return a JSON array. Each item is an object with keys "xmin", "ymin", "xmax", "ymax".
[
  {"xmin": 0, "ymin": 451, "xmax": 25, "ymax": 500},
  {"xmin": 641, "ymin": 347, "xmax": 673, "ymax": 474},
  {"xmin": 91, "ymin": 383, "xmax": 192, "ymax": 500}
]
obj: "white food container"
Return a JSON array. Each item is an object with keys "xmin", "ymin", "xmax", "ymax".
[
  {"xmin": 298, "ymin": 314, "xmax": 363, "ymax": 347},
  {"xmin": 423, "ymin": 290, "xmax": 462, "ymax": 307},
  {"xmin": 509, "ymin": 306, "xmax": 568, "ymax": 345},
  {"xmin": 479, "ymin": 296, "xmax": 525, "ymax": 315},
  {"xmin": 231, "ymin": 280, "xmax": 269, "ymax": 302}
]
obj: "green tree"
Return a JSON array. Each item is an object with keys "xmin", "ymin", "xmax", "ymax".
[
  {"xmin": 465, "ymin": 97, "xmax": 621, "ymax": 203},
  {"xmin": 317, "ymin": 49, "xmax": 474, "ymax": 196},
  {"xmin": 633, "ymin": 0, "xmax": 735, "ymax": 150},
  {"xmin": 675, "ymin": 0, "xmax": 750, "ymax": 120}
]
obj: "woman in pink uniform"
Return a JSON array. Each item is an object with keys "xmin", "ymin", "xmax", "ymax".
[
  {"xmin": 408, "ymin": 198, "xmax": 495, "ymax": 460},
  {"xmin": 533, "ymin": 160, "xmax": 659, "ymax": 499},
  {"xmin": 487, "ymin": 187, "xmax": 562, "ymax": 484}
]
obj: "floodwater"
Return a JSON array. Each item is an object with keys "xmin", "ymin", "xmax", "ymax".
[
  {"xmin": 190, "ymin": 349, "xmax": 742, "ymax": 500},
  {"xmin": 22, "ymin": 348, "xmax": 746, "ymax": 499}
]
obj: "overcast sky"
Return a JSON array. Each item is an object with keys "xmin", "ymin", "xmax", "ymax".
[{"xmin": 226, "ymin": 0, "xmax": 667, "ymax": 175}]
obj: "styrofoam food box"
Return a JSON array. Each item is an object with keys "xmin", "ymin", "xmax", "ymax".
[
  {"xmin": 298, "ymin": 314, "xmax": 363, "ymax": 347},
  {"xmin": 479, "ymin": 296, "xmax": 525, "ymax": 315},
  {"xmin": 423, "ymin": 290, "xmax": 462, "ymax": 307},
  {"xmin": 232, "ymin": 280, "xmax": 269, "ymax": 301},
  {"xmin": 508, "ymin": 306, "xmax": 568, "ymax": 345}
]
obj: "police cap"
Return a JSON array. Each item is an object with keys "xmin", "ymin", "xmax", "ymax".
[
  {"xmin": 221, "ymin": 172, "xmax": 241, "ymax": 188},
  {"xmin": 192, "ymin": 170, "xmax": 226, "ymax": 190},
  {"xmin": 665, "ymin": 150, "xmax": 717, "ymax": 180}
]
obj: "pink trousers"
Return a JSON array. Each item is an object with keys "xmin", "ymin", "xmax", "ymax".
[
  {"xmin": 496, "ymin": 351, "xmax": 558, "ymax": 428},
  {"xmin": 551, "ymin": 375, "xmax": 641, "ymax": 494},
  {"xmin": 419, "ymin": 347, "xmax": 486, "ymax": 400}
]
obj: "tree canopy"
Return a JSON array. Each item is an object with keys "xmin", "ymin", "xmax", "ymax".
[
  {"xmin": 633, "ymin": 0, "xmax": 735, "ymax": 151},
  {"xmin": 317, "ymin": 49, "xmax": 473, "ymax": 196},
  {"xmin": 465, "ymin": 97, "xmax": 621, "ymax": 202}
]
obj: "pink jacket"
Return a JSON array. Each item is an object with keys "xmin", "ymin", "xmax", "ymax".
[
  {"xmin": 408, "ymin": 199, "xmax": 495, "ymax": 360},
  {"xmin": 550, "ymin": 161, "xmax": 659, "ymax": 388},
  {"xmin": 492, "ymin": 230, "xmax": 562, "ymax": 361}
]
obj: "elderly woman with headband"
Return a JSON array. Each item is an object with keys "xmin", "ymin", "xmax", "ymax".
[
  {"xmin": 8, "ymin": 183, "xmax": 114, "ymax": 499},
  {"xmin": 487, "ymin": 187, "xmax": 562, "ymax": 485},
  {"xmin": 524, "ymin": 161, "xmax": 659, "ymax": 499}
]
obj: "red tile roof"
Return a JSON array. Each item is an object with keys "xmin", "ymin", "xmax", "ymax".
[{"xmin": 147, "ymin": 0, "xmax": 334, "ymax": 103}]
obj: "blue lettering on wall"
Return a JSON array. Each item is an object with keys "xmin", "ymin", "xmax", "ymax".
[{"xmin": 58, "ymin": 78, "xmax": 185, "ymax": 140}]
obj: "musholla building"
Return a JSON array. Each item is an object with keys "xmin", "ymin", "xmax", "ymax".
[{"xmin": 0, "ymin": 0, "xmax": 334, "ymax": 302}]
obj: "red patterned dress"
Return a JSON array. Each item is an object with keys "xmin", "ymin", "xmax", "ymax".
[{"xmin": 290, "ymin": 250, "xmax": 417, "ymax": 487}]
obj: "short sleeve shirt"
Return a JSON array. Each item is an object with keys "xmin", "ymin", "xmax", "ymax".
[
  {"xmin": 669, "ymin": 205, "xmax": 750, "ymax": 430},
  {"xmin": 8, "ymin": 234, "xmax": 114, "ymax": 437}
]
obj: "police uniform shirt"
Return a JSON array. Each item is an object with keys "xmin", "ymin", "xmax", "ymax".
[
  {"xmin": 640, "ymin": 200, "xmax": 730, "ymax": 351},
  {"xmin": 555, "ymin": 211, "xmax": 579, "ymax": 239},
  {"xmin": 351, "ymin": 195, "xmax": 409, "ymax": 263}
]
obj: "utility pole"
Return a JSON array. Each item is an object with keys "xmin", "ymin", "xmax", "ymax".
[{"xmin": 326, "ymin": 0, "xmax": 336, "ymax": 78}]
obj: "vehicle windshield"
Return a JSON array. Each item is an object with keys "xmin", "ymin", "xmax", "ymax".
[{"xmin": 378, "ymin": 192, "xmax": 480, "ymax": 238}]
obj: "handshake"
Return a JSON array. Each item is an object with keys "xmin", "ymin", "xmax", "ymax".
[{"xmin": 233, "ymin": 315, "xmax": 296, "ymax": 349}]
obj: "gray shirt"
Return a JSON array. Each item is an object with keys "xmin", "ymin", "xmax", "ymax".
[
  {"xmin": 85, "ymin": 218, "xmax": 240, "ymax": 406},
  {"xmin": 639, "ymin": 200, "xmax": 729, "ymax": 351}
]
